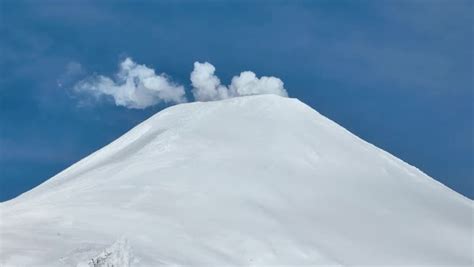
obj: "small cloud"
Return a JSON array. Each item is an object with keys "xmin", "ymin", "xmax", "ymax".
[
  {"xmin": 191, "ymin": 61, "xmax": 288, "ymax": 101},
  {"xmin": 73, "ymin": 58, "xmax": 187, "ymax": 109}
]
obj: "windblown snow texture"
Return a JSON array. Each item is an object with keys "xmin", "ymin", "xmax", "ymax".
[{"xmin": 0, "ymin": 95, "xmax": 472, "ymax": 266}]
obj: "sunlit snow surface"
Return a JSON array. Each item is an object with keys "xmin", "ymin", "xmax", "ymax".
[{"xmin": 1, "ymin": 95, "xmax": 472, "ymax": 266}]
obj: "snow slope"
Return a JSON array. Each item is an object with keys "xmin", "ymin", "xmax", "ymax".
[{"xmin": 0, "ymin": 95, "xmax": 472, "ymax": 266}]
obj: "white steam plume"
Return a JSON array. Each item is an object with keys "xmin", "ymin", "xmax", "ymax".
[
  {"xmin": 72, "ymin": 59, "xmax": 289, "ymax": 108},
  {"xmin": 190, "ymin": 62, "xmax": 229, "ymax": 101},
  {"xmin": 191, "ymin": 62, "xmax": 288, "ymax": 101},
  {"xmin": 74, "ymin": 58, "xmax": 186, "ymax": 109}
]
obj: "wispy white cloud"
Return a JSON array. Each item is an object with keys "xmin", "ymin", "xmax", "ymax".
[
  {"xmin": 191, "ymin": 61, "xmax": 288, "ymax": 101},
  {"xmin": 74, "ymin": 58, "xmax": 187, "ymax": 109}
]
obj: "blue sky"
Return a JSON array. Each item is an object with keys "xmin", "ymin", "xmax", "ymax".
[{"xmin": 0, "ymin": 0, "xmax": 472, "ymax": 201}]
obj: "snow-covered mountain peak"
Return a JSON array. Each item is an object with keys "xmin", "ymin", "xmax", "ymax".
[{"xmin": 1, "ymin": 95, "xmax": 472, "ymax": 266}]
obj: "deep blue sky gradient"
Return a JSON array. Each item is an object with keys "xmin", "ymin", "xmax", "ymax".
[{"xmin": 1, "ymin": 0, "xmax": 473, "ymax": 201}]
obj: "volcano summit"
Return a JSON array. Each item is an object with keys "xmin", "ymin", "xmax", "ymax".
[{"xmin": 0, "ymin": 95, "xmax": 472, "ymax": 266}]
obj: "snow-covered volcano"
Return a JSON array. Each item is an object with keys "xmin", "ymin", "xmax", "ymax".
[{"xmin": 0, "ymin": 95, "xmax": 472, "ymax": 266}]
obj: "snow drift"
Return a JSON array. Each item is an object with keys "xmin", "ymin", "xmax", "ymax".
[{"xmin": 0, "ymin": 95, "xmax": 472, "ymax": 266}]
